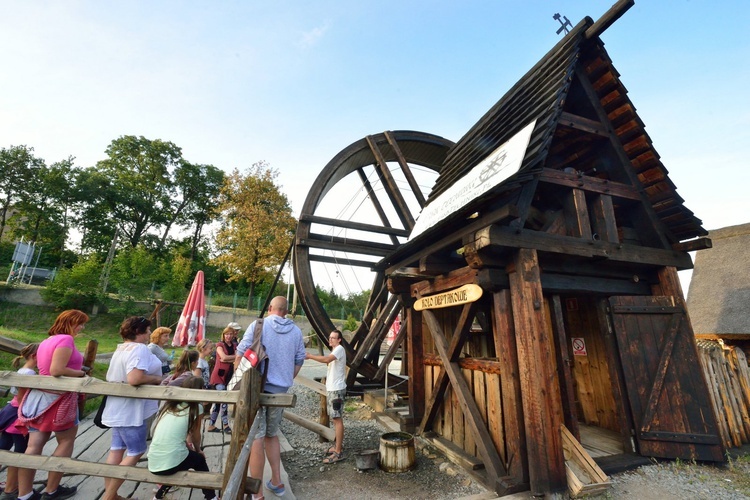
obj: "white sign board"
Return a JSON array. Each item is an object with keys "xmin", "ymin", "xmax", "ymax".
[{"xmin": 409, "ymin": 120, "xmax": 536, "ymax": 240}]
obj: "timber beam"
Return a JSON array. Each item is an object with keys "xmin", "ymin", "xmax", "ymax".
[
  {"xmin": 298, "ymin": 214, "xmax": 410, "ymax": 237},
  {"xmin": 541, "ymin": 272, "xmax": 650, "ymax": 295},
  {"xmin": 410, "ymin": 266, "xmax": 510, "ymax": 297},
  {"xmin": 381, "ymin": 204, "xmax": 519, "ymax": 275},
  {"xmin": 672, "ymin": 237, "xmax": 712, "ymax": 253},
  {"xmin": 466, "ymin": 225, "xmax": 693, "ymax": 269},
  {"xmin": 538, "ymin": 168, "xmax": 640, "ymax": 200},
  {"xmin": 557, "ymin": 111, "xmax": 609, "ymax": 137}
]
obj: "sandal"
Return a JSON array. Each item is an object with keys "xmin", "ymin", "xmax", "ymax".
[
  {"xmin": 322, "ymin": 446, "xmax": 343, "ymax": 456},
  {"xmin": 207, "ymin": 426, "xmax": 222, "ymax": 433},
  {"xmin": 322, "ymin": 451, "xmax": 344, "ymax": 464}
]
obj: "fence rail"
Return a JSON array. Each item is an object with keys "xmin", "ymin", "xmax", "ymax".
[{"xmin": 0, "ymin": 369, "xmax": 295, "ymax": 499}]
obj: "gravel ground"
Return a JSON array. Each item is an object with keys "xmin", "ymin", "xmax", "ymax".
[
  {"xmin": 605, "ymin": 458, "xmax": 750, "ymax": 499},
  {"xmin": 279, "ymin": 384, "xmax": 488, "ymax": 499},
  {"xmin": 279, "ymin": 385, "xmax": 750, "ymax": 499}
]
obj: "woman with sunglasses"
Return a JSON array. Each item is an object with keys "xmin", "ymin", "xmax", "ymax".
[{"xmin": 101, "ymin": 316, "xmax": 164, "ymax": 500}]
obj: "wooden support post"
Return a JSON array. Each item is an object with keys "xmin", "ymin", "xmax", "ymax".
[
  {"xmin": 651, "ymin": 266, "xmax": 686, "ymax": 305},
  {"xmin": 407, "ymin": 307, "xmax": 425, "ymax": 424},
  {"xmin": 590, "ymin": 194, "xmax": 619, "ymax": 243},
  {"xmin": 222, "ymin": 369, "xmax": 262, "ymax": 498},
  {"xmin": 80, "ymin": 339, "xmax": 99, "ymax": 418},
  {"xmin": 564, "ymin": 188, "xmax": 593, "ymax": 239},
  {"xmin": 319, "ymin": 376, "xmax": 329, "ymax": 443},
  {"xmin": 491, "ymin": 290, "xmax": 527, "ymax": 485},
  {"xmin": 507, "ymin": 248, "xmax": 566, "ymax": 496}
]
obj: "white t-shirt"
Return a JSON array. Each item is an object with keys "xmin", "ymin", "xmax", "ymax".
[
  {"xmin": 196, "ymin": 357, "xmax": 210, "ymax": 388},
  {"xmin": 326, "ymin": 344, "xmax": 347, "ymax": 392},
  {"xmin": 103, "ymin": 342, "xmax": 163, "ymax": 427}
]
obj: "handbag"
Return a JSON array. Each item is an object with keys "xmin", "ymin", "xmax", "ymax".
[
  {"xmin": 94, "ymin": 395, "xmax": 110, "ymax": 429},
  {"xmin": 228, "ymin": 318, "xmax": 268, "ymax": 390}
]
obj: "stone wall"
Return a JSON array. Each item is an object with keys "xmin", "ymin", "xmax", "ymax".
[{"xmin": 0, "ymin": 286, "xmax": 317, "ymax": 339}]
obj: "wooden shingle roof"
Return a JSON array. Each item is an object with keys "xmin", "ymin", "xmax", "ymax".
[{"xmin": 427, "ymin": 16, "xmax": 705, "ymax": 242}]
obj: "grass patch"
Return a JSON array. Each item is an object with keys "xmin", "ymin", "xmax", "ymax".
[
  {"xmin": 0, "ymin": 301, "xmax": 133, "ymax": 355},
  {"xmin": 0, "ymin": 302, "xmax": 144, "ymax": 411}
]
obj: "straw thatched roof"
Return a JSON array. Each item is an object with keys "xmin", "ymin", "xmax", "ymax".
[{"xmin": 687, "ymin": 223, "xmax": 750, "ymax": 335}]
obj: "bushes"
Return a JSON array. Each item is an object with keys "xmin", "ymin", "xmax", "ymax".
[{"xmin": 41, "ymin": 256, "xmax": 105, "ymax": 310}]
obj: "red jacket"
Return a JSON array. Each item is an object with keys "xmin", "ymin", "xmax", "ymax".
[{"xmin": 210, "ymin": 341, "xmax": 235, "ymax": 386}]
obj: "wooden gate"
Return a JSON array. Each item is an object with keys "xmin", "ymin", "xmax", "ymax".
[{"xmin": 609, "ymin": 295, "xmax": 725, "ymax": 461}]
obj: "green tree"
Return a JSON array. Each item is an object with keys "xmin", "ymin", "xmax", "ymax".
[
  {"xmin": 83, "ymin": 135, "xmax": 182, "ymax": 249},
  {"xmin": 159, "ymin": 161, "xmax": 224, "ymax": 257},
  {"xmin": 109, "ymin": 244, "xmax": 162, "ymax": 300},
  {"xmin": 160, "ymin": 252, "xmax": 193, "ymax": 302},
  {"xmin": 8, "ymin": 157, "xmax": 79, "ymax": 267},
  {"xmin": 0, "ymin": 145, "xmax": 45, "ymax": 241},
  {"xmin": 212, "ymin": 162, "xmax": 296, "ymax": 307}
]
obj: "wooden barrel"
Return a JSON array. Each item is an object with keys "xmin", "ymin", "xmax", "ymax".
[{"xmin": 379, "ymin": 432, "xmax": 415, "ymax": 472}]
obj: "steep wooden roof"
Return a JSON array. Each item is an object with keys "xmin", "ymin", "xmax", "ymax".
[{"xmin": 427, "ymin": 16, "xmax": 705, "ymax": 243}]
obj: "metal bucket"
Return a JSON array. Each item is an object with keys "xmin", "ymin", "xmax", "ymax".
[
  {"xmin": 379, "ymin": 432, "xmax": 416, "ymax": 472},
  {"xmin": 354, "ymin": 449, "xmax": 380, "ymax": 470}
]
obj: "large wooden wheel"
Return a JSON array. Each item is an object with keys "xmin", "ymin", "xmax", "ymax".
[{"xmin": 294, "ymin": 130, "xmax": 453, "ymax": 383}]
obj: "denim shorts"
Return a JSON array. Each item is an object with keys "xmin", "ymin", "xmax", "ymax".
[
  {"xmin": 110, "ymin": 422, "xmax": 148, "ymax": 456},
  {"xmin": 251, "ymin": 406, "xmax": 284, "ymax": 439}
]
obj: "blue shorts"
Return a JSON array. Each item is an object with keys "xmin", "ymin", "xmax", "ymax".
[{"xmin": 110, "ymin": 423, "xmax": 148, "ymax": 456}]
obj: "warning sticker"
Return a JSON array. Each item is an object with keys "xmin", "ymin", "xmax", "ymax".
[{"xmin": 572, "ymin": 338, "xmax": 587, "ymax": 356}]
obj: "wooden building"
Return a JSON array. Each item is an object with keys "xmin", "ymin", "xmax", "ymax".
[{"xmin": 294, "ymin": 2, "xmax": 723, "ymax": 497}]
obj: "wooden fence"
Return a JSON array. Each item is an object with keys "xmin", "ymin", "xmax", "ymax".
[
  {"xmin": 0, "ymin": 369, "xmax": 295, "ymax": 499},
  {"xmin": 697, "ymin": 340, "xmax": 750, "ymax": 449}
]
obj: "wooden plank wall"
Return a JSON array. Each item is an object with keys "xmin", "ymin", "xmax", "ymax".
[
  {"xmin": 421, "ymin": 304, "xmax": 505, "ymax": 463},
  {"xmin": 424, "ymin": 360, "xmax": 506, "ymax": 463},
  {"xmin": 563, "ymin": 296, "xmax": 619, "ymax": 432},
  {"xmin": 697, "ymin": 341, "xmax": 750, "ymax": 449}
]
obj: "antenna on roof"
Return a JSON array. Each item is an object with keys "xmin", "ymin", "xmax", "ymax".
[{"xmin": 553, "ymin": 13, "xmax": 572, "ymax": 35}]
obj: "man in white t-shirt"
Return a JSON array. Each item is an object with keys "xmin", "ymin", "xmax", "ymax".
[{"xmin": 306, "ymin": 329, "xmax": 347, "ymax": 463}]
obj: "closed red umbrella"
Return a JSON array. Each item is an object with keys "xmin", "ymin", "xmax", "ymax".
[{"xmin": 173, "ymin": 270, "xmax": 206, "ymax": 347}]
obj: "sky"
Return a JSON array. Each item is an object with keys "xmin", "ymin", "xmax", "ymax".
[{"xmin": 2, "ymin": 1, "xmax": 748, "ymax": 295}]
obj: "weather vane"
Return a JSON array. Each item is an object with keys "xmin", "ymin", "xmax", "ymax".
[{"xmin": 553, "ymin": 13, "xmax": 572, "ymax": 35}]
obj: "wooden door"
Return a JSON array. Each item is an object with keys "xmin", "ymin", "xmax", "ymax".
[{"xmin": 609, "ymin": 295, "xmax": 725, "ymax": 461}]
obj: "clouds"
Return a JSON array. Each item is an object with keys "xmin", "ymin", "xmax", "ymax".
[
  {"xmin": 0, "ymin": 0, "xmax": 747, "ymax": 232},
  {"xmin": 298, "ymin": 22, "xmax": 331, "ymax": 49}
]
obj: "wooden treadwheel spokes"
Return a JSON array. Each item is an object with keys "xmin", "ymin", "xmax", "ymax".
[{"xmin": 293, "ymin": 130, "xmax": 453, "ymax": 382}]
